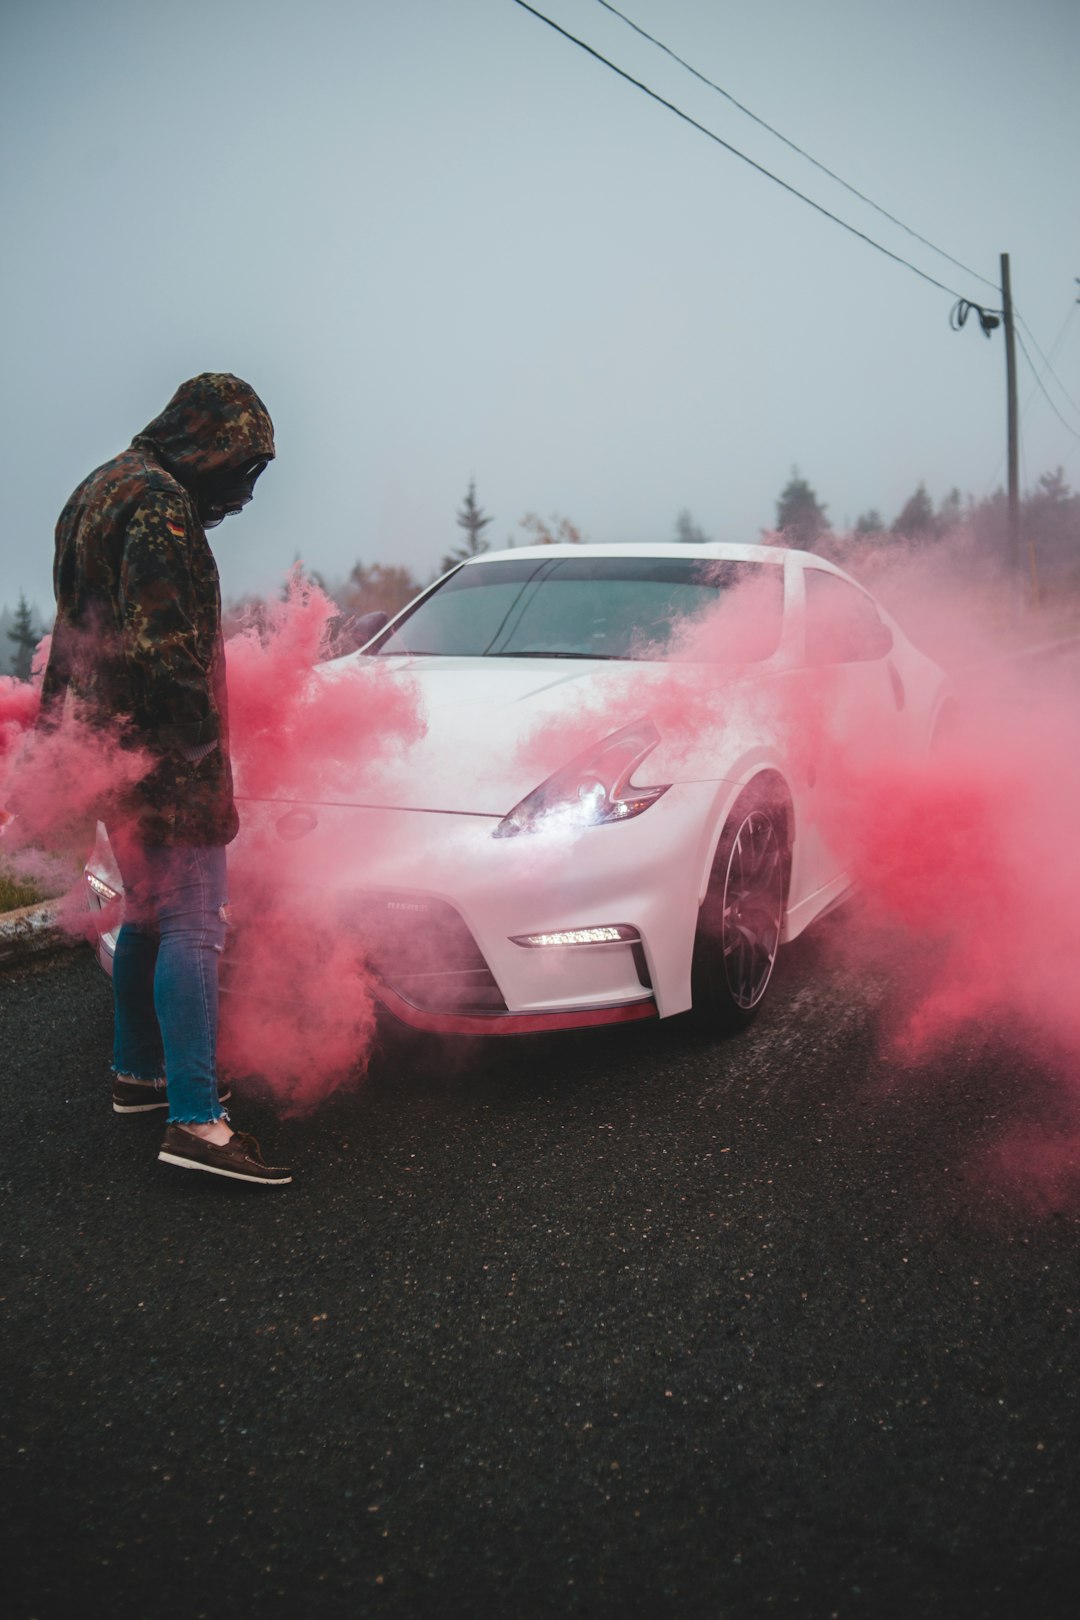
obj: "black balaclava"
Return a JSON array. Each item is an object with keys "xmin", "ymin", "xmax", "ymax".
[{"xmin": 196, "ymin": 455, "xmax": 270, "ymax": 527}]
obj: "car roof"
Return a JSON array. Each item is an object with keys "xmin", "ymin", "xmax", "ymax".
[{"xmin": 466, "ymin": 541, "xmax": 795, "ymax": 567}]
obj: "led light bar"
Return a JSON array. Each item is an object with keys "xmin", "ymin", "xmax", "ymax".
[
  {"xmin": 510, "ymin": 925, "xmax": 640, "ymax": 948},
  {"xmin": 86, "ymin": 872, "xmax": 121, "ymax": 902}
]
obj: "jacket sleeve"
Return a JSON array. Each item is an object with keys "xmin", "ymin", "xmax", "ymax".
[{"xmin": 119, "ymin": 493, "xmax": 221, "ymax": 753}]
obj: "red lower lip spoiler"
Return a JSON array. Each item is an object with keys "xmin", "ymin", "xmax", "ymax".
[{"xmin": 373, "ymin": 984, "xmax": 658, "ymax": 1036}]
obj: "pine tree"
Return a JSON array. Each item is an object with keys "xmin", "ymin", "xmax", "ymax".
[
  {"xmin": 776, "ymin": 469, "xmax": 829, "ymax": 551},
  {"xmin": 1022, "ymin": 468, "xmax": 1080, "ymax": 579},
  {"xmin": 674, "ymin": 509, "xmax": 709, "ymax": 544},
  {"xmin": 7, "ymin": 592, "xmax": 39, "ymax": 680},
  {"xmin": 441, "ymin": 479, "xmax": 493, "ymax": 572},
  {"xmin": 937, "ymin": 487, "xmax": 964, "ymax": 534},
  {"xmin": 891, "ymin": 482, "xmax": 936, "ymax": 542}
]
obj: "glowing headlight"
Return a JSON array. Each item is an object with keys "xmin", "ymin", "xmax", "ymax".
[
  {"xmin": 86, "ymin": 871, "xmax": 121, "ymax": 902},
  {"xmin": 494, "ymin": 720, "xmax": 670, "ymax": 839},
  {"xmin": 511, "ymin": 925, "xmax": 640, "ymax": 947}
]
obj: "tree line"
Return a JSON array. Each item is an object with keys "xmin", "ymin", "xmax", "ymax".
[
  {"xmin": 768, "ymin": 465, "xmax": 1080, "ymax": 578},
  {"xmin": 329, "ymin": 466, "xmax": 1080, "ymax": 624},
  {"xmin": 6, "ymin": 467, "xmax": 1079, "ymax": 675}
]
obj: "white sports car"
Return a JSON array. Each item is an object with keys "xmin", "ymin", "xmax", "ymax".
[{"xmin": 86, "ymin": 544, "xmax": 948, "ymax": 1038}]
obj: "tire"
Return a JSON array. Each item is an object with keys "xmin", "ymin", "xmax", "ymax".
[{"xmin": 691, "ymin": 786, "xmax": 790, "ymax": 1033}]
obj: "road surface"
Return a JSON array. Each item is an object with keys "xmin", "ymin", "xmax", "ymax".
[{"xmin": 3, "ymin": 923, "xmax": 1079, "ymax": 1619}]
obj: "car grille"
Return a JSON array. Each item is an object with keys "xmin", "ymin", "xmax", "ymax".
[
  {"xmin": 348, "ymin": 891, "xmax": 507, "ymax": 1015},
  {"xmin": 86, "ymin": 870, "xmax": 507, "ymax": 1015}
]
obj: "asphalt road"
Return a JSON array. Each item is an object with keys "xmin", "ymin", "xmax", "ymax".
[{"xmin": 3, "ymin": 926, "xmax": 1080, "ymax": 1620}]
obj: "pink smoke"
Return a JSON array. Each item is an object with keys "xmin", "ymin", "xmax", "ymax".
[
  {"xmin": 804, "ymin": 538, "xmax": 1080, "ymax": 1092},
  {"xmin": 509, "ymin": 569, "xmax": 789, "ymax": 782},
  {"xmin": 216, "ymin": 573, "xmax": 426, "ymax": 1107},
  {"xmin": 1, "ymin": 576, "xmax": 426, "ymax": 1111},
  {"xmin": 1, "ymin": 665, "xmax": 153, "ymax": 892},
  {"xmin": 225, "ymin": 571, "xmax": 424, "ymax": 802},
  {"xmin": 1, "ymin": 675, "xmax": 40, "ymax": 761},
  {"xmin": 505, "ymin": 536, "xmax": 1080, "ymax": 1204}
]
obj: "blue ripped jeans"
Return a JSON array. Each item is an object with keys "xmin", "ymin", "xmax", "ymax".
[{"xmin": 111, "ymin": 842, "xmax": 230, "ymax": 1125}]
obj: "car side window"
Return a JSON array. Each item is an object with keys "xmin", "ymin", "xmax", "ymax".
[{"xmin": 804, "ymin": 570, "xmax": 893, "ymax": 665}]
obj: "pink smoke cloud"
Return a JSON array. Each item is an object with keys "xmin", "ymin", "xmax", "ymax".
[
  {"xmin": 1, "ymin": 575, "xmax": 426, "ymax": 1111},
  {"xmin": 502, "ymin": 535, "xmax": 1080, "ymax": 1202},
  {"xmin": 215, "ymin": 572, "xmax": 426, "ymax": 1108},
  {"xmin": 1, "ymin": 666, "xmax": 153, "ymax": 887}
]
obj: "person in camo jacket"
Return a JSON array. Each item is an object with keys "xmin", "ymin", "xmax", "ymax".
[{"xmin": 41, "ymin": 373, "xmax": 291, "ymax": 1186}]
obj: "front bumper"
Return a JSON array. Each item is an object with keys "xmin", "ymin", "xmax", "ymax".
[{"xmin": 85, "ymin": 783, "xmax": 716, "ymax": 1035}]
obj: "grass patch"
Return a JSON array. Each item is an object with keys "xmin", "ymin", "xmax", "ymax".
[{"xmin": 0, "ymin": 869, "xmax": 50, "ymax": 912}]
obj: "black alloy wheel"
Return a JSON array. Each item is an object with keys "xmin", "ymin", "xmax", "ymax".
[{"xmin": 692, "ymin": 795, "xmax": 788, "ymax": 1032}]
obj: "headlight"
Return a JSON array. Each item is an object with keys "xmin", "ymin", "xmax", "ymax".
[
  {"xmin": 86, "ymin": 870, "xmax": 121, "ymax": 902},
  {"xmin": 494, "ymin": 720, "xmax": 670, "ymax": 839}
]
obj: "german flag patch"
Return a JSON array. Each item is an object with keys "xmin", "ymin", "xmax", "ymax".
[{"xmin": 166, "ymin": 519, "xmax": 185, "ymax": 538}]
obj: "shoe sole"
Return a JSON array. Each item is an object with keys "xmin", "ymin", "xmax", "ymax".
[
  {"xmin": 114, "ymin": 1090, "xmax": 231, "ymax": 1114},
  {"xmin": 158, "ymin": 1149, "xmax": 292, "ymax": 1185}
]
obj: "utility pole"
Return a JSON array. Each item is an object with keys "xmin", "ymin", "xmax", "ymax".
[{"xmin": 1000, "ymin": 252, "xmax": 1021, "ymax": 579}]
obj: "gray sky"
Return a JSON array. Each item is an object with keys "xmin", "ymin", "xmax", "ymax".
[{"xmin": 2, "ymin": 0, "xmax": 1078, "ymax": 621}]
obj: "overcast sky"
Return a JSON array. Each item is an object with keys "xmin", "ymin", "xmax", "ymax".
[{"xmin": 2, "ymin": 0, "xmax": 1078, "ymax": 620}]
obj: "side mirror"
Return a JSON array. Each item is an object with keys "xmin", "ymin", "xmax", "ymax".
[{"xmin": 344, "ymin": 610, "xmax": 390, "ymax": 653}]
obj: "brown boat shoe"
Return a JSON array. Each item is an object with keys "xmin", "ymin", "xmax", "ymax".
[{"xmin": 158, "ymin": 1125, "xmax": 291, "ymax": 1185}]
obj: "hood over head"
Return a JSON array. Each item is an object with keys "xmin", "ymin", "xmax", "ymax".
[{"xmin": 132, "ymin": 372, "xmax": 275, "ymax": 482}]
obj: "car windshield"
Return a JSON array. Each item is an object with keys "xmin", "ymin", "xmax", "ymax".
[{"xmin": 372, "ymin": 556, "xmax": 784, "ymax": 662}]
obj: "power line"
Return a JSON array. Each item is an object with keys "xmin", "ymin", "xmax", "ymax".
[
  {"xmin": 509, "ymin": 0, "xmax": 982, "ymax": 304},
  {"xmin": 1014, "ymin": 327, "xmax": 1080, "ymax": 443},
  {"xmin": 1038, "ymin": 298, "xmax": 1078, "ymax": 365},
  {"xmin": 1015, "ymin": 309, "xmax": 1080, "ymax": 424},
  {"xmin": 591, "ymin": 0, "xmax": 998, "ymax": 293}
]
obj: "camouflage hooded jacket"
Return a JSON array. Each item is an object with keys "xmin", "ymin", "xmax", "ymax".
[{"xmin": 40, "ymin": 373, "xmax": 275, "ymax": 846}]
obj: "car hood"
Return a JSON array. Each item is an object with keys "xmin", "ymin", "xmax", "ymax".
[{"xmin": 305, "ymin": 653, "xmax": 755, "ymax": 816}]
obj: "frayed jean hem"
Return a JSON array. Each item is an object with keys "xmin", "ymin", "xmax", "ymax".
[{"xmin": 167, "ymin": 1106, "xmax": 231, "ymax": 1126}]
